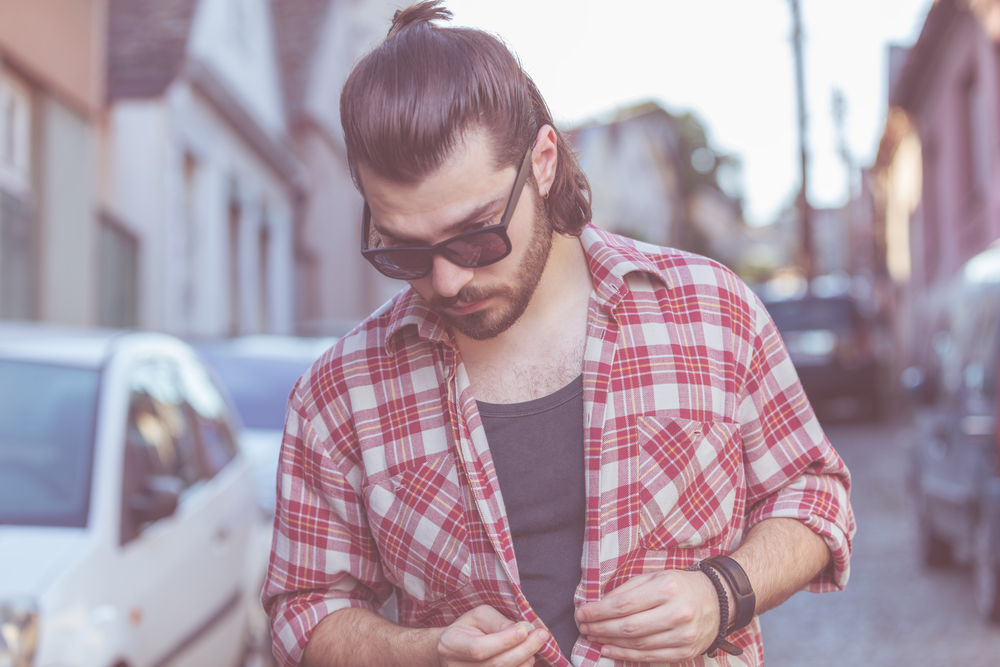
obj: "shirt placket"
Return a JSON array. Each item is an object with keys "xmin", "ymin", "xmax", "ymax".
[
  {"xmin": 444, "ymin": 347, "xmax": 574, "ymax": 667},
  {"xmin": 572, "ymin": 287, "xmax": 624, "ymax": 667}
]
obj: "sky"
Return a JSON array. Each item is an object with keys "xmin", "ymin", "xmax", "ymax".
[{"xmin": 441, "ymin": 0, "xmax": 934, "ymax": 226}]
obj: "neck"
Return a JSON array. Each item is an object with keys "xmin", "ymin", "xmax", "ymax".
[{"xmin": 455, "ymin": 233, "xmax": 593, "ymax": 402}]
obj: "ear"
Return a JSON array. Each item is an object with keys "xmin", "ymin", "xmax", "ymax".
[{"xmin": 531, "ymin": 125, "xmax": 558, "ymax": 198}]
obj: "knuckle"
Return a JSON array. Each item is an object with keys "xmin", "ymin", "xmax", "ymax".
[
  {"xmin": 675, "ymin": 607, "xmax": 695, "ymax": 625},
  {"xmin": 620, "ymin": 622, "xmax": 639, "ymax": 637},
  {"xmin": 662, "ymin": 577, "xmax": 681, "ymax": 596},
  {"xmin": 467, "ymin": 644, "xmax": 489, "ymax": 662},
  {"xmin": 678, "ymin": 628, "xmax": 699, "ymax": 645},
  {"xmin": 613, "ymin": 597, "xmax": 633, "ymax": 614}
]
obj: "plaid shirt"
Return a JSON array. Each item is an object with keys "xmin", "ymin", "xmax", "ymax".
[{"xmin": 263, "ymin": 226, "xmax": 855, "ymax": 667}]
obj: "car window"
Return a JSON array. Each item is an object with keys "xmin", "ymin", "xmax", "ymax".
[
  {"xmin": 765, "ymin": 298, "xmax": 856, "ymax": 333},
  {"xmin": 196, "ymin": 353, "xmax": 310, "ymax": 430},
  {"xmin": 121, "ymin": 359, "xmax": 202, "ymax": 543},
  {"xmin": 176, "ymin": 355, "xmax": 238, "ymax": 476},
  {"xmin": 0, "ymin": 360, "xmax": 99, "ymax": 527},
  {"xmin": 961, "ymin": 287, "xmax": 1000, "ymax": 401},
  {"xmin": 125, "ymin": 360, "xmax": 202, "ymax": 484}
]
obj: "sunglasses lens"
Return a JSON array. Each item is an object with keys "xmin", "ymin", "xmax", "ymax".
[
  {"xmin": 371, "ymin": 251, "xmax": 432, "ymax": 279},
  {"xmin": 443, "ymin": 230, "xmax": 509, "ymax": 267}
]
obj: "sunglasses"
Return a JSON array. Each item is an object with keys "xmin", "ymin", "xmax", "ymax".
[{"xmin": 361, "ymin": 148, "xmax": 533, "ymax": 280}]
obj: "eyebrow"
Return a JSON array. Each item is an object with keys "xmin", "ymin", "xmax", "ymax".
[{"xmin": 374, "ymin": 196, "xmax": 507, "ymax": 245}]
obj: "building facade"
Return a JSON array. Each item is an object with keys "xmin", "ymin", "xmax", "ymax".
[
  {"xmin": 0, "ymin": 0, "xmax": 107, "ymax": 326},
  {"xmin": 569, "ymin": 101, "xmax": 748, "ymax": 271},
  {"xmin": 875, "ymin": 0, "xmax": 1000, "ymax": 368},
  {"xmin": 273, "ymin": 0, "xmax": 400, "ymax": 335},
  {"xmin": 104, "ymin": 0, "xmax": 300, "ymax": 337}
]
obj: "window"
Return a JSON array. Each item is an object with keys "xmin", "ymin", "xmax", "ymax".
[
  {"xmin": 0, "ymin": 191, "xmax": 36, "ymax": 320},
  {"xmin": 0, "ymin": 69, "xmax": 30, "ymax": 191},
  {"xmin": 228, "ymin": 194, "xmax": 241, "ymax": 335},
  {"xmin": 120, "ymin": 355, "xmax": 241, "ymax": 543},
  {"xmin": 958, "ymin": 68, "xmax": 985, "ymax": 204},
  {"xmin": 98, "ymin": 212, "xmax": 138, "ymax": 328},
  {"xmin": 176, "ymin": 355, "xmax": 238, "ymax": 476},
  {"xmin": 0, "ymin": 69, "xmax": 35, "ymax": 321},
  {"xmin": 121, "ymin": 359, "xmax": 200, "ymax": 543},
  {"xmin": 962, "ymin": 289, "xmax": 1000, "ymax": 401},
  {"xmin": 182, "ymin": 153, "xmax": 199, "ymax": 326},
  {"xmin": 258, "ymin": 220, "xmax": 270, "ymax": 333},
  {"xmin": 921, "ymin": 139, "xmax": 941, "ymax": 287},
  {"xmin": 0, "ymin": 361, "xmax": 99, "ymax": 527}
]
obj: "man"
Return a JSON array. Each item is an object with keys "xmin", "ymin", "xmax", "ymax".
[{"xmin": 262, "ymin": 3, "xmax": 855, "ymax": 666}]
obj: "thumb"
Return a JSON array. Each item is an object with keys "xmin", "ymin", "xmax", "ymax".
[{"xmin": 467, "ymin": 605, "xmax": 527, "ymax": 635}]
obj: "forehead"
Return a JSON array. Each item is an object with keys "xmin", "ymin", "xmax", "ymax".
[{"xmin": 359, "ymin": 130, "xmax": 514, "ymax": 238}]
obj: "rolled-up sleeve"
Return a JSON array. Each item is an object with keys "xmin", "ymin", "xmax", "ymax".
[
  {"xmin": 737, "ymin": 295, "xmax": 856, "ymax": 592},
  {"xmin": 262, "ymin": 380, "xmax": 393, "ymax": 667}
]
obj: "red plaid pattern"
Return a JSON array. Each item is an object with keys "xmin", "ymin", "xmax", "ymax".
[{"xmin": 263, "ymin": 226, "xmax": 855, "ymax": 667}]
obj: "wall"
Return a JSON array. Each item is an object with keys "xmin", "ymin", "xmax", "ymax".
[
  {"xmin": 0, "ymin": 0, "xmax": 105, "ymax": 116},
  {"xmin": 39, "ymin": 100, "xmax": 96, "ymax": 325}
]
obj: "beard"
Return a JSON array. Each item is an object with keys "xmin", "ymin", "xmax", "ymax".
[{"xmin": 429, "ymin": 194, "xmax": 554, "ymax": 341}]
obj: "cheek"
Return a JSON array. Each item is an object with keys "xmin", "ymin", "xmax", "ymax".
[{"xmin": 409, "ymin": 277, "xmax": 436, "ymax": 301}]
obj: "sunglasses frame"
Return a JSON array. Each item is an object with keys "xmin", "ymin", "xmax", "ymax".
[{"xmin": 361, "ymin": 147, "xmax": 534, "ymax": 280}]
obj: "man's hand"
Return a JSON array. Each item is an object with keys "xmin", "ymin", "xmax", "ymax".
[
  {"xmin": 438, "ymin": 606, "xmax": 550, "ymax": 667},
  {"xmin": 574, "ymin": 569, "xmax": 724, "ymax": 664}
]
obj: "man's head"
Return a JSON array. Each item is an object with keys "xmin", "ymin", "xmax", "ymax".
[
  {"xmin": 340, "ymin": 1, "xmax": 591, "ymax": 238},
  {"xmin": 340, "ymin": 2, "xmax": 592, "ymax": 340}
]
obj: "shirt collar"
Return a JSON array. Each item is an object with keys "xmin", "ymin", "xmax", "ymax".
[
  {"xmin": 384, "ymin": 286, "xmax": 453, "ymax": 356},
  {"xmin": 580, "ymin": 225, "xmax": 673, "ymax": 310},
  {"xmin": 381, "ymin": 224, "xmax": 674, "ymax": 354}
]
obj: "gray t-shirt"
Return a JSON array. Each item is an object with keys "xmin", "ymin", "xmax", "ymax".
[{"xmin": 477, "ymin": 375, "xmax": 586, "ymax": 659}]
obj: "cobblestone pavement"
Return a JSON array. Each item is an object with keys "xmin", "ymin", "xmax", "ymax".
[{"xmin": 760, "ymin": 418, "xmax": 1000, "ymax": 666}]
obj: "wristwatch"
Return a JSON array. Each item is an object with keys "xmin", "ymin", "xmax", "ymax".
[{"xmin": 703, "ymin": 555, "xmax": 756, "ymax": 633}]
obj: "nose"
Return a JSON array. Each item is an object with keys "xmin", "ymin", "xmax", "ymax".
[{"xmin": 430, "ymin": 254, "xmax": 474, "ymax": 299}]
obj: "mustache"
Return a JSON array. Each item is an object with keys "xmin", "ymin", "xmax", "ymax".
[{"xmin": 431, "ymin": 284, "xmax": 507, "ymax": 310}]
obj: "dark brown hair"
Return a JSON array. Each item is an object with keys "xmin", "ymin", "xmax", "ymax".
[{"xmin": 340, "ymin": 1, "xmax": 591, "ymax": 236}]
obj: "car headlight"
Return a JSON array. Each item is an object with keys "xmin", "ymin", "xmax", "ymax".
[{"xmin": 0, "ymin": 598, "xmax": 38, "ymax": 667}]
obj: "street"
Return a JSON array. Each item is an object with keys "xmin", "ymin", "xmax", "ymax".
[{"xmin": 760, "ymin": 417, "xmax": 1000, "ymax": 665}]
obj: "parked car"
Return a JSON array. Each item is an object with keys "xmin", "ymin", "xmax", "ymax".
[
  {"xmin": 0, "ymin": 324, "xmax": 265, "ymax": 667},
  {"xmin": 191, "ymin": 335, "xmax": 339, "ymax": 657},
  {"xmin": 763, "ymin": 294, "xmax": 882, "ymax": 419},
  {"xmin": 905, "ymin": 243, "xmax": 1000, "ymax": 622},
  {"xmin": 191, "ymin": 335, "xmax": 338, "ymax": 518}
]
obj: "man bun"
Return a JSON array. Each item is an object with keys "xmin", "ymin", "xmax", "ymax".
[{"xmin": 388, "ymin": 1, "xmax": 452, "ymax": 38}]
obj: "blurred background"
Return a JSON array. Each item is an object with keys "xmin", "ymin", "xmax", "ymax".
[{"xmin": 7, "ymin": 0, "xmax": 1000, "ymax": 664}]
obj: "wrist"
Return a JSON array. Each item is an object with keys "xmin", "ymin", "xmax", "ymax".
[{"xmin": 703, "ymin": 555, "xmax": 757, "ymax": 634}]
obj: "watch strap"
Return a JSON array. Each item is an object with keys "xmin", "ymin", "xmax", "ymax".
[{"xmin": 703, "ymin": 555, "xmax": 756, "ymax": 634}]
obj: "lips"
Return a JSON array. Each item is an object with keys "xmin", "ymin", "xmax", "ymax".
[{"xmin": 448, "ymin": 298, "xmax": 488, "ymax": 314}]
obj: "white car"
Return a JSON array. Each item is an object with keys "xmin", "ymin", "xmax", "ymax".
[
  {"xmin": 192, "ymin": 335, "xmax": 338, "ymax": 519},
  {"xmin": 0, "ymin": 324, "xmax": 263, "ymax": 667},
  {"xmin": 192, "ymin": 334, "xmax": 339, "ymax": 660}
]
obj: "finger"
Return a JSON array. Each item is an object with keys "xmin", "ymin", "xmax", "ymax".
[
  {"xmin": 578, "ymin": 605, "xmax": 671, "ymax": 640},
  {"xmin": 595, "ymin": 640, "xmax": 703, "ymax": 665},
  {"xmin": 586, "ymin": 625, "xmax": 695, "ymax": 651},
  {"xmin": 576, "ymin": 586, "xmax": 662, "ymax": 624},
  {"xmin": 514, "ymin": 653, "xmax": 537, "ymax": 667},
  {"xmin": 441, "ymin": 621, "xmax": 534, "ymax": 662},
  {"xmin": 468, "ymin": 605, "xmax": 522, "ymax": 634},
  {"xmin": 484, "ymin": 629, "xmax": 549, "ymax": 667}
]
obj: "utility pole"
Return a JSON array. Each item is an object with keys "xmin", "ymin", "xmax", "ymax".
[
  {"xmin": 831, "ymin": 88, "xmax": 854, "ymax": 199},
  {"xmin": 789, "ymin": 0, "xmax": 813, "ymax": 285}
]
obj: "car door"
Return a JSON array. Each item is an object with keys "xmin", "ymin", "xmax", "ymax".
[
  {"xmin": 111, "ymin": 355, "xmax": 253, "ymax": 667},
  {"xmin": 920, "ymin": 290, "xmax": 1000, "ymax": 552}
]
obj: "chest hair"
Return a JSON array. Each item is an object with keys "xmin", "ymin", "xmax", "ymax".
[{"xmin": 468, "ymin": 332, "xmax": 586, "ymax": 404}]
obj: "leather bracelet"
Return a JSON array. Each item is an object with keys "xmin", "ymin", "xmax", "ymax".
[
  {"xmin": 684, "ymin": 563, "xmax": 743, "ymax": 657},
  {"xmin": 703, "ymin": 555, "xmax": 756, "ymax": 634}
]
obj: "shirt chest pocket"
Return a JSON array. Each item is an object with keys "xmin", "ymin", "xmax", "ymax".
[
  {"xmin": 636, "ymin": 415, "xmax": 743, "ymax": 551},
  {"xmin": 363, "ymin": 451, "xmax": 472, "ymax": 604}
]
